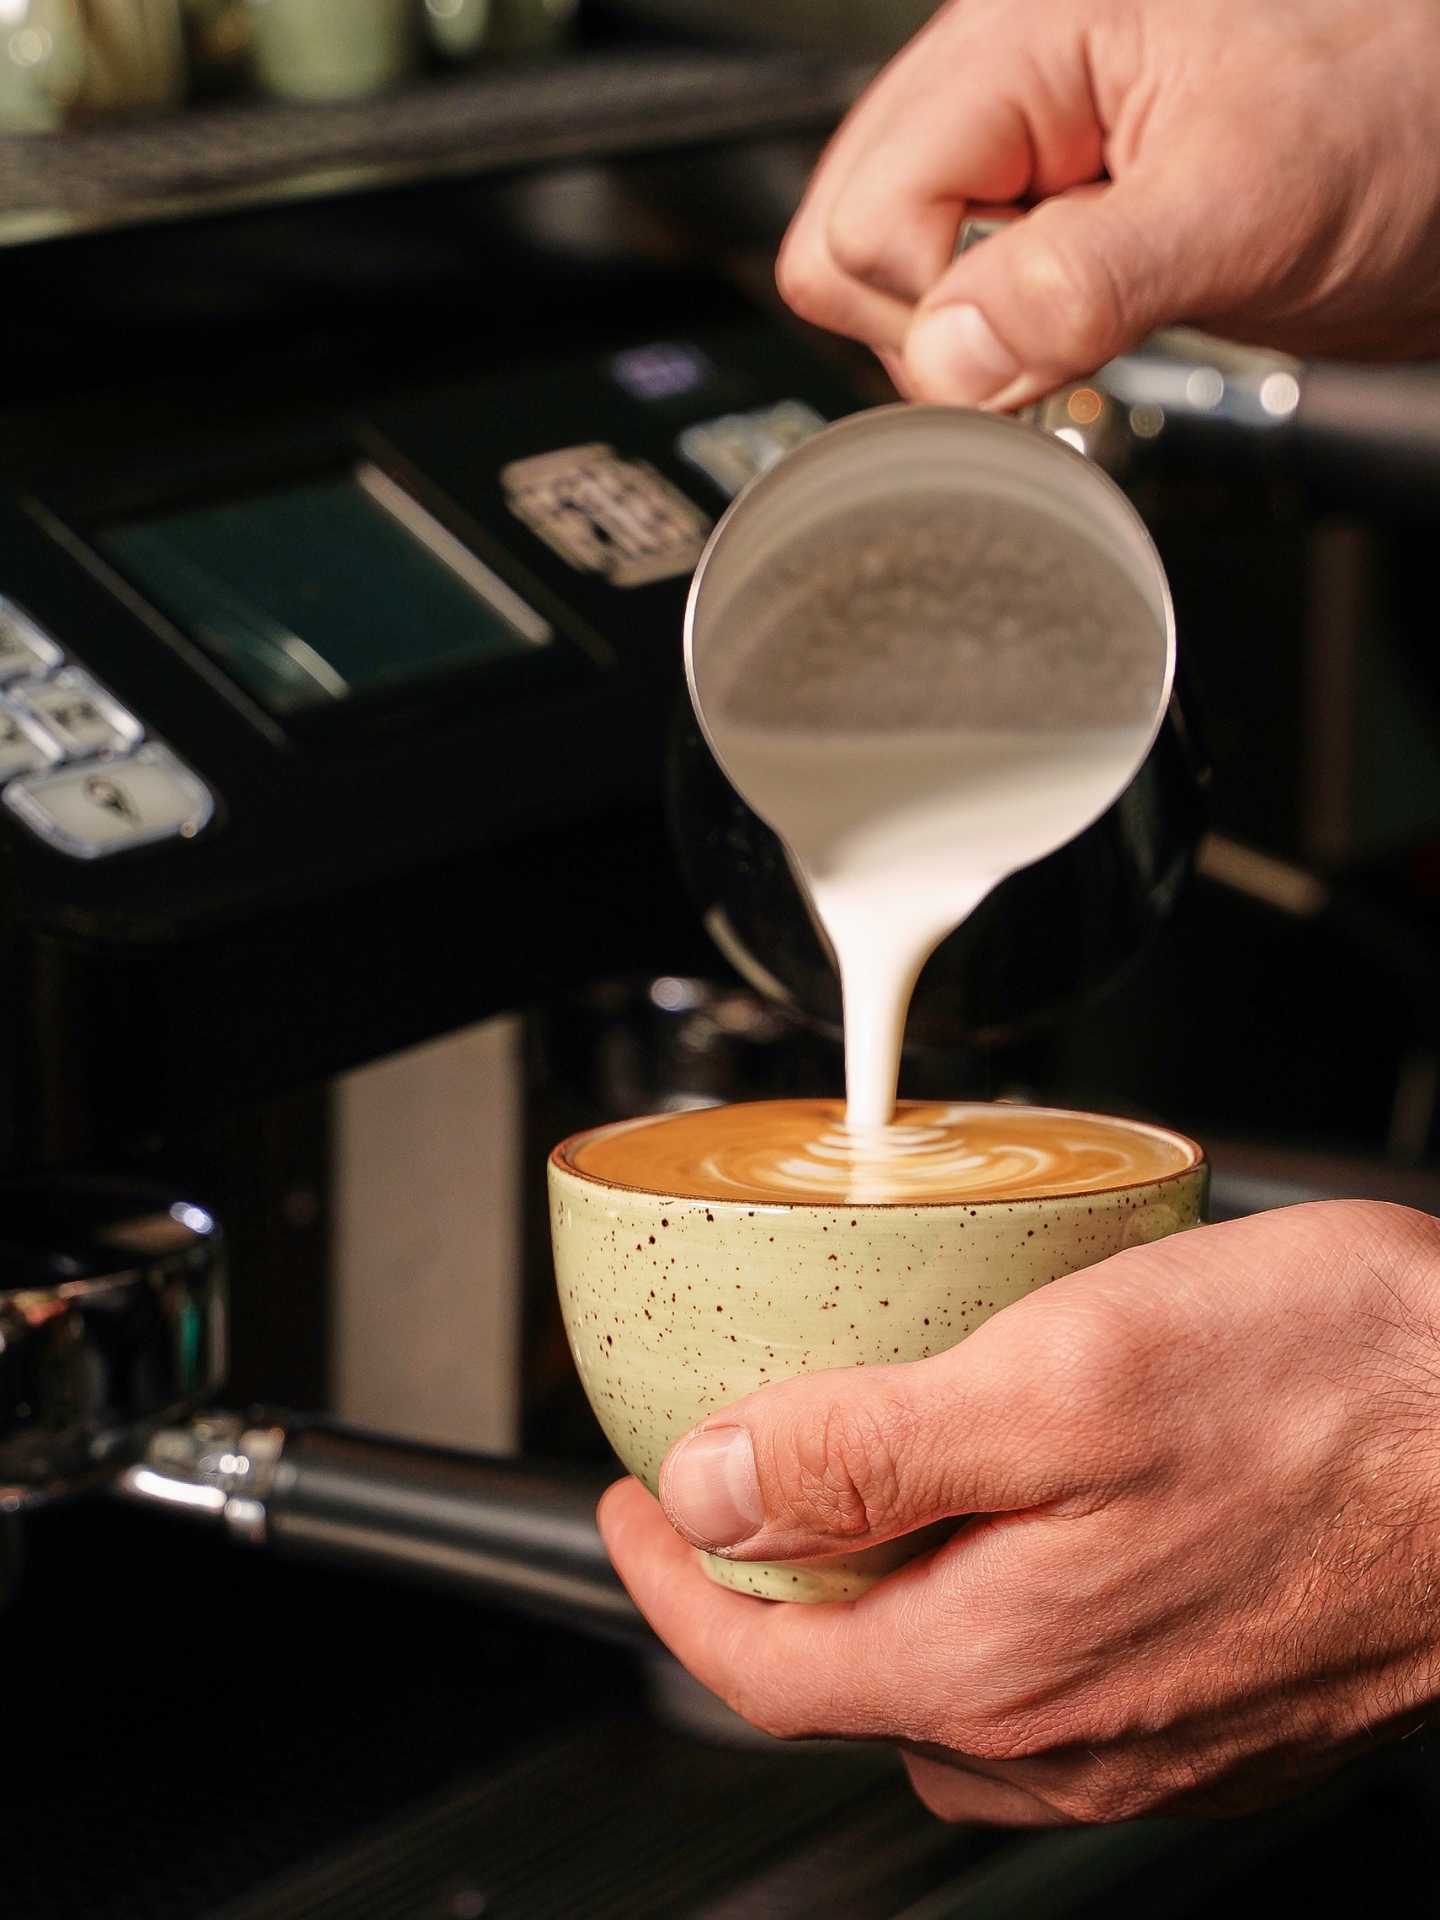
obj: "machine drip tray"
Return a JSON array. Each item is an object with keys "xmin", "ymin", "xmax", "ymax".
[
  {"xmin": 200, "ymin": 1711, "xmax": 1440, "ymax": 1920},
  {"xmin": 203, "ymin": 1716, "xmax": 990, "ymax": 1920}
]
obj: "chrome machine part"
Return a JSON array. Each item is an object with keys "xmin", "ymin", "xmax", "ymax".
[
  {"xmin": 0, "ymin": 1178, "xmax": 226, "ymax": 1510},
  {"xmin": 955, "ymin": 215, "xmax": 1303, "ymax": 472},
  {"xmin": 117, "ymin": 1414, "xmax": 644, "ymax": 1644},
  {"xmin": 115, "ymin": 1411, "xmax": 285, "ymax": 1544},
  {"xmin": 0, "ymin": 1169, "xmax": 635, "ymax": 1641}
]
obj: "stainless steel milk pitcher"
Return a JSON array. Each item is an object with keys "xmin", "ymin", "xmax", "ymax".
[{"xmin": 666, "ymin": 401, "xmax": 1208, "ymax": 1055}]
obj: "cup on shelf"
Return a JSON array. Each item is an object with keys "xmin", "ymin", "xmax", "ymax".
[
  {"xmin": 246, "ymin": 0, "xmax": 419, "ymax": 102},
  {"xmin": 0, "ymin": 0, "xmax": 187, "ymax": 131},
  {"xmin": 420, "ymin": 0, "xmax": 489, "ymax": 62}
]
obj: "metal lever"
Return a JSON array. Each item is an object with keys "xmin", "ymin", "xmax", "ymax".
[{"xmin": 116, "ymin": 1411, "xmax": 646, "ymax": 1644}]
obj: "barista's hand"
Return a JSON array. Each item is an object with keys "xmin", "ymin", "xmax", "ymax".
[
  {"xmin": 778, "ymin": 0, "xmax": 1440, "ymax": 406},
  {"xmin": 600, "ymin": 1202, "xmax": 1440, "ymax": 1824}
]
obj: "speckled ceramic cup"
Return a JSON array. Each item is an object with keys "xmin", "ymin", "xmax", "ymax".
[{"xmin": 550, "ymin": 1103, "xmax": 1206, "ymax": 1602}]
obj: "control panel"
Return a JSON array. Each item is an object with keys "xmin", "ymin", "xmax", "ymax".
[
  {"xmin": 0, "ymin": 599, "xmax": 213, "ymax": 859},
  {"xmin": 0, "ymin": 294, "xmax": 863, "ymax": 947}
]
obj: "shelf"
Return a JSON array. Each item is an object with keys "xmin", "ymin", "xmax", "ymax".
[{"xmin": 0, "ymin": 46, "xmax": 866, "ymax": 246}]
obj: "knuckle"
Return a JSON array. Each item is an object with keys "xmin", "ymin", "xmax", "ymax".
[
  {"xmin": 1020, "ymin": 1294, "xmax": 1127, "ymax": 1414},
  {"xmin": 825, "ymin": 200, "xmax": 903, "ymax": 293},
  {"xmin": 775, "ymin": 234, "xmax": 835, "ymax": 326},
  {"xmin": 1030, "ymin": 1272, "xmax": 1169, "ymax": 1417}
]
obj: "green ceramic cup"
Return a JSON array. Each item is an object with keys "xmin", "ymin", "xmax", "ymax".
[
  {"xmin": 246, "ymin": 0, "xmax": 418, "ymax": 102},
  {"xmin": 550, "ymin": 1101, "xmax": 1207, "ymax": 1604},
  {"xmin": 486, "ymin": 0, "xmax": 575, "ymax": 53}
]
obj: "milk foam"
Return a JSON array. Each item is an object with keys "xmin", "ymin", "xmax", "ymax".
[{"xmin": 567, "ymin": 1101, "xmax": 1199, "ymax": 1207}]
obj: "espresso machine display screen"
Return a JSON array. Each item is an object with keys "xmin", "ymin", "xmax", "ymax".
[{"xmin": 101, "ymin": 463, "xmax": 553, "ymax": 715}]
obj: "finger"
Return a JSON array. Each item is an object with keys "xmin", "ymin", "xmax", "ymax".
[
  {"xmin": 598, "ymin": 1476, "xmax": 906, "ymax": 1741},
  {"xmin": 902, "ymin": 167, "xmax": 1231, "ymax": 408},
  {"xmin": 902, "ymin": 1752, "xmax": 1068, "ymax": 1827},
  {"xmin": 775, "ymin": 43, "xmax": 933, "ymax": 351},
  {"xmin": 820, "ymin": 59, "xmax": 1101, "ymax": 310},
  {"xmin": 656, "ymin": 1296, "xmax": 1097, "ymax": 1563},
  {"xmin": 779, "ymin": 3, "xmax": 1104, "ymax": 340},
  {"xmin": 776, "ymin": 238, "xmax": 916, "ymax": 358},
  {"xmin": 775, "ymin": 9, "xmax": 953, "ymax": 338}
]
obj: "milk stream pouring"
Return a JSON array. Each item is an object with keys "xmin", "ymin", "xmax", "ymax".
[{"xmin": 685, "ymin": 406, "xmax": 1176, "ymax": 1133}]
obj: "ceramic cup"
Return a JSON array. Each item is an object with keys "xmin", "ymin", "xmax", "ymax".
[
  {"xmin": 246, "ymin": 0, "xmax": 418, "ymax": 102},
  {"xmin": 550, "ymin": 1102, "xmax": 1207, "ymax": 1602}
]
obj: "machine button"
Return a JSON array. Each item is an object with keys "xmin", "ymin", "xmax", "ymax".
[
  {"xmin": 0, "ymin": 698, "xmax": 62, "ymax": 782},
  {"xmin": 610, "ymin": 341, "xmax": 712, "ymax": 403},
  {"xmin": 502, "ymin": 443, "xmax": 711, "ymax": 587},
  {"xmin": 0, "ymin": 601, "xmax": 63, "ymax": 684},
  {"xmin": 9, "ymin": 668, "xmax": 144, "ymax": 760},
  {"xmin": 678, "ymin": 399, "xmax": 827, "ymax": 499},
  {"xmin": 3, "ymin": 746, "xmax": 214, "ymax": 858}
]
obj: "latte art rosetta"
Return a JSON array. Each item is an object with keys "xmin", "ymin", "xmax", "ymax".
[{"xmin": 565, "ymin": 1100, "xmax": 1199, "ymax": 1207}]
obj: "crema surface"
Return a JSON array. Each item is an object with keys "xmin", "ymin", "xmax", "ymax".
[{"xmin": 563, "ymin": 1100, "xmax": 1199, "ymax": 1206}]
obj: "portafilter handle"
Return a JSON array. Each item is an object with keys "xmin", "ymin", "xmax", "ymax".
[{"xmin": 114, "ymin": 1413, "xmax": 643, "ymax": 1645}]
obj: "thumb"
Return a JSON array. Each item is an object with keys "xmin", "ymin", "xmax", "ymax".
[
  {"xmin": 904, "ymin": 176, "xmax": 1211, "ymax": 410},
  {"xmin": 657, "ymin": 1331, "xmax": 1079, "ymax": 1563}
]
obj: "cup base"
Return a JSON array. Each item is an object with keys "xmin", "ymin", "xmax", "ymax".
[{"xmin": 698, "ymin": 1523, "xmax": 954, "ymax": 1604}]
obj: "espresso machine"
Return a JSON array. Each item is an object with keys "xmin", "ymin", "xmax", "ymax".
[{"xmin": 5, "ymin": 23, "xmax": 1440, "ymax": 1915}]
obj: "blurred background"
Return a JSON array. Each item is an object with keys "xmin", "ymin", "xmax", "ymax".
[
  {"xmin": 0, "ymin": 0, "xmax": 930, "ymax": 135},
  {"xmin": 2, "ymin": 3, "xmax": 1439, "ymax": 1916}
]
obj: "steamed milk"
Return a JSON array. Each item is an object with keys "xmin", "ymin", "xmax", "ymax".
[{"xmin": 703, "ymin": 495, "xmax": 1167, "ymax": 1131}]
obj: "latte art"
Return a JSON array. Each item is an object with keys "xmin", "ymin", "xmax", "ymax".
[{"xmin": 564, "ymin": 1100, "xmax": 1199, "ymax": 1207}]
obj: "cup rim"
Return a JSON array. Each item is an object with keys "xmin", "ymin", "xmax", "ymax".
[{"xmin": 550, "ymin": 1099, "xmax": 1206, "ymax": 1210}]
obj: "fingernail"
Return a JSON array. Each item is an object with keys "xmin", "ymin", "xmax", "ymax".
[
  {"xmin": 661, "ymin": 1426, "xmax": 764, "ymax": 1549},
  {"xmin": 907, "ymin": 303, "xmax": 1021, "ymax": 404}
]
